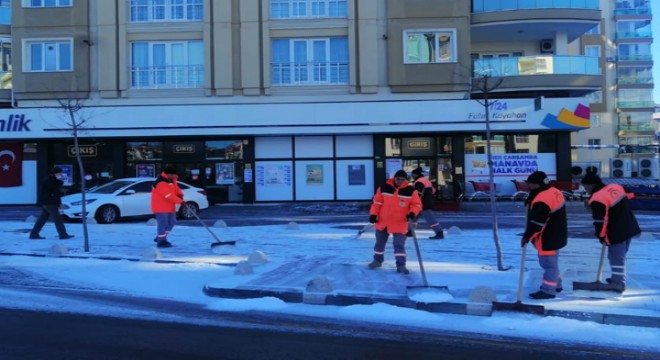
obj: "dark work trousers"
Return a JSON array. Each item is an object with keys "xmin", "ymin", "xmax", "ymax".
[
  {"xmin": 155, "ymin": 212, "xmax": 177, "ymax": 242},
  {"xmin": 30, "ymin": 205, "xmax": 68, "ymax": 238},
  {"xmin": 418, "ymin": 209, "xmax": 442, "ymax": 234},
  {"xmin": 538, "ymin": 252, "xmax": 562, "ymax": 294},
  {"xmin": 373, "ymin": 228, "xmax": 407, "ymax": 266},
  {"xmin": 608, "ymin": 238, "xmax": 632, "ymax": 286}
]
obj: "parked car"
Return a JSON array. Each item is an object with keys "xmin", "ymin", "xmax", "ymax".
[{"xmin": 60, "ymin": 178, "xmax": 209, "ymax": 224}]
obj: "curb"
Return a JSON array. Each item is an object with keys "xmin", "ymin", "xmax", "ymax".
[
  {"xmin": 202, "ymin": 284, "xmax": 660, "ymax": 329},
  {"xmin": 0, "ymin": 251, "xmax": 238, "ymax": 267}
]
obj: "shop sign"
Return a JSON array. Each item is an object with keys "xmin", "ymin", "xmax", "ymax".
[
  {"xmin": 173, "ymin": 144, "xmax": 195, "ymax": 154},
  {"xmin": 68, "ymin": 145, "xmax": 97, "ymax": 157}
]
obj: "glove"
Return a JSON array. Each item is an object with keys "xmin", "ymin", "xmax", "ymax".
[
  {"xmin": 369, "ymin": 215, "xmax": 378, "ymax": 224},
  {"xmin": 520, "ymin": 237, "xmax": 530, "ymax": 247},
  {"xmin": 406, "ymin": 212, "xmax": 417, "ymax": 222}
]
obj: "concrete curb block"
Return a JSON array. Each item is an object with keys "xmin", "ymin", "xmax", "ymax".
[
  {"xmin": 0, "ymin": 251, "xmax": 238, "ymax": 267},
  {"xmin": 203, "ymin": 284, "xmax": 660, "ymax": 329}
]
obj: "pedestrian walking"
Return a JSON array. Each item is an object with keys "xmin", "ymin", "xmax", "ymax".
[
  {"xmin": 411, "ymin": 167, "xmax": 444, "ymax": 239},
  {"xmin": 367, "ymin": 169, "xmax": 422, "ymax": 274},
  {"xmin": 29, "ymin": 166, "xmax": 74, "ymax": 240},
  {"xmin": 151, "ymin": 166, "xmax": 184, "ymax": 248},
  {"xmin": 581, "ymin": 170, "xmax": 640, "ymax": 293},
  {"xmin": 521, "ymin": 171, "xmax": 567, "ymax": 299}
]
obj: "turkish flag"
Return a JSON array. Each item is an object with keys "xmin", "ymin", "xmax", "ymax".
[{"xmin": 0, "ymin": 143, "xmax": 23, "ymax": 187}]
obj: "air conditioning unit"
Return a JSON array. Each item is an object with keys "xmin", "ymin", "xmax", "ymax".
[
  {"xmin": 571, "ymin": 162, "xmax": 601, "ymax": 179},
  {"xmin": 638, "ymin": 158, "xmax": 660, "ymax": 180},
  {"xmin": 610, "ymin": 158, "xmax": 632, "ymax": 178},
  {"xmin": 540, "ymin": 39, "xmax": 555, "ymax": 54}
]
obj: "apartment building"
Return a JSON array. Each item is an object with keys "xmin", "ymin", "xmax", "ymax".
[
  {"xmin": 0, "ymin": 0, "xmax": 601, "ymax": 205},
  {"xmin": 574, "ymin": 0, "xmax": 657, "ymax": 179}
]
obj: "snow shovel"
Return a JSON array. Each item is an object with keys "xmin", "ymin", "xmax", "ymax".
[
  {"xmin": 354, "ymin": 224, "xmax": 374, "ymax": 239},
  {"xmin": 185, "ymin": 204, "xmax": 236, "ymax": 247},
  {"xmin": 406, "ymin": 222, "xmax": 452, "ymax": 303},
  {"xmin": 492, "ymin": 243, "xmax": 545, "ymax": 315},
  {"xmin": 572, "ymin": 244, "xmax": 612, "ymax": 291}
]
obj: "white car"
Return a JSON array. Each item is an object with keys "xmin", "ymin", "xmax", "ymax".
[{"xmin": 60, "ymin": 177, "xmax": 210, "ymax": 224}]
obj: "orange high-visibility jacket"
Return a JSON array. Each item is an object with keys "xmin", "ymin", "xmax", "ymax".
[
  {"xmin": 370, "ymin": 178, "xmax": 422, "ymax": 234},
  {"xmin": 151, "ymin": 173, "xmax": 184, "ymax": 213}
]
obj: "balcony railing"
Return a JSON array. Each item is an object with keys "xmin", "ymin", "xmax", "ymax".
[
  {"xmin": 618, "ymin": 76, "xmax": 653, "ymax": 85},
  {"xmin": 614, "ymin": 8, "xmax": 651, "ymax": 16},
  {"xmin": 130, "ymin": 65, "xmax": 204, "ymax": 89},
  {"xmin": 616, "ymin": 31, "xmax": 652, "ymax": 39},
  {"xmin": 473, "ymin": 0, "xmax": 599, "ymax": 13},
  {"xmin": 617, "ymin": 101, "xmax": 655, "ymax": 108},
  {"xmin": 615, "ymin": 54, "xmax": 653, "ymax": 62},
  {"xmin": 473, "ymin": 55, "xmax": 600, "ymax": 77},
  {"xmin": 271, "ymin": 61, "xmax": 349, "ymax": 85},
  {"xmin": 128, "ymin": 0, "xmax": 203, "ymax": 22},
  {"xmin": 619, "ymin": 123, "xmax": 655, "ymax": 131}
]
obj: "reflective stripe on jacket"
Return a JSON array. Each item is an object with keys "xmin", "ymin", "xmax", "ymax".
[
  {"xmin": 151, "ymin": 173, "xmax": 184, "ymax": 213},
  {"xmin": 588, "ymin": 184, "xmax": 641, "ymax": 245},
  {"xmin": 523, "ymin": 186, "xmax": 567, "ymax": 252},
  {"xmin": 370, "ymin": 178, "xmax": 422, "ymax": 234}
]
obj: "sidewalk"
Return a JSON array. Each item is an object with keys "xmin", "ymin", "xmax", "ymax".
[{"xmin": 1, "ymin": 202, "xmax": 659, "ymax": 332}]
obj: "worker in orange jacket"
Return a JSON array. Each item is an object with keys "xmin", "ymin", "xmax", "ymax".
[
  {"xmin": 521, "ymin": 171, "xmax": 568, "ymax": 300},
  {"xmin": 151, "ymin": 166, "xmax": 184, "ymax": 248},
  {"xmin": 367, "ymin": 169, "xmax": 422, "ymax": 275},
  {"xmin": 581, "ymin": 171, "xmax": 641, "ymax": 293}
]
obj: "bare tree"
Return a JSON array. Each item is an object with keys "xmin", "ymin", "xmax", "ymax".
[
  {"xmin": 471, "ymin": 71, "xmax": 509, "ymax": 271},
  {"xmin": 56, "ymin": 97, "xmax": 93, "ymax": 252}
]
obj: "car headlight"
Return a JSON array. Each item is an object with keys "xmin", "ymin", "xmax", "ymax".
[{"xmin": 71, "ymin": 199, "xmax": 98, "ymax": 205}]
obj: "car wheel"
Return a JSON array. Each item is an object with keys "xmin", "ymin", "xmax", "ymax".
[
  {"xmin": 179, "ymin": 201, "xmax": 199, "ymax": 220},
  {"xmin": 96, "ymin": 205, "xmax": 119, "ymax": 224}
]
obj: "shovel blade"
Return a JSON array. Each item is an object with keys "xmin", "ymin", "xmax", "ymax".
[
  {"xmin": 407, "ymin": 285, "xmax": 453, "ymax": 303},
  {"xmin": 492, "ymin": 301, "xmax": 545, "ymax": 315},
  {"xmin": 210, "ymin": 240, "xmax": 236, "ymax": 248},
  {"xmin": 572, "ymin": 281, "xmax": 620, "ymax": 292}
]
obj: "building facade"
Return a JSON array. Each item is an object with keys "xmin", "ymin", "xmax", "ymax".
[
  {"xmin": 574, "ymin": 0, "xmax": 657, "ymax": 179},
  {"xmin": 0, "ymin": 0, "xmax": 601, "ymax": 205}
]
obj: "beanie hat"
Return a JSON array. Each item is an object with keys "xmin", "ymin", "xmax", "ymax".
[
  {"xmin": 163, "ymin": 166, "xmax": 178, "ymax": 175},
  {"xmin": 411, "ymin": 167, "xmax": 424, "ymax": 176},
  {"xmin": 394, "ymin": 170, "xmax": 408, "ymax": 179},
  {"xmin": 50, "ymin": 166, "xmax": 63, "ymax": 174},
  {"xmin": 526, "ymin": 171, "xmax": 549, "ymax": 185},
  {"xmin": 580, "ymin": 171, "xmax": 602, "ymax": 185}
]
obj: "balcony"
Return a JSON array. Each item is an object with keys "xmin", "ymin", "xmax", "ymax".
[
  {"xmin": 618, "ymin": 76, "xmax": 653, "ymax": 85},
  {"xmin": 616, "ymin": 31, "xmax": 652, "ymax": 40},
  {"xmin": 271, "ymin": 61, "xmax": 349, "ymax": 86},
  {"xmin": 614, "ymin": 8, "xmax": 651, "ymax": 16},
  {"xmin": 472, "ymin": 55, "xmax": 601, "ymax": 97},
  {"xmin": 128, "ymin": 0, "xmax": 203, "ymax": 23},
  {"xmin": 130, "ymin": 65, "xmax": 204, "ymax": 89},
  {"xmin": 617, "ymin": 101, "xmax": 655, "ymax": 109},
  {"xmin": 617, "ymin": 54, "xmax": 653, "ymax": 62},
  {"xmin": 471, "ymin": 0, "xmax": 600, "ymax": 43}
]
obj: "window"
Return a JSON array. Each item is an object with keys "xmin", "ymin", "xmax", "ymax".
[
  {"xmin": 126, "ymin": 142, "xmax": 163, "ymax": 160},
  {"xmin": 23, "ymin": 39, "xmax": 72, "ymax": 72},
  {"xmin": 22, "ymin": 0, "xmax": 71, "ymax": 7},
  {"xmin": 206, "ymin": 140, "xmax": 243, "ymax": 159},
  {"xmin": 584, "ymin": 45, "xmax": 600, "ymax": 57},
  {"xmin": 586, "ymin": 90, "xmax": 602, "ymax": 104},
  {"xmin": 271, "ymin": 37, "xmax": 348, "ymax": 85},
  {"xmin": 590, "ymin": 115, "xmax": 601, "ymax": 127},
  {"xmin": 131, "ymin": 41, "xmax": 204, "ymax": 88},
  {"xmin": 129, "ymin": 0, "xmax": 203, "ymax": 22},
  {"xmin": 404, "ymin": 29, "xmax": 456, "ymax": 64},
  {"xmin": 585, "ymin": 24, "xmax": 600, "ymax": 35},
  {"xmin": 588, "ymin": 139, "xmax": 601, "ymax": 146},
  {"xmin": 515, "ymin": 135, "xmax": 529, "ymax": 144},
  {"xmin": 270, "ymin": 0, "xmax": 347, "ymax": 19}
]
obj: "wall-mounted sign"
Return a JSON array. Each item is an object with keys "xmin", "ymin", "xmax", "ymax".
[
  {"xmin": 67, "ymin": 145, "xmax": 97, "ymax": 157},
  {"xmin": 173, "ymin": 145, "xmax": 195, "ymax": 154}
]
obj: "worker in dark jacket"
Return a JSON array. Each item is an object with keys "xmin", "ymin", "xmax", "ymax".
[
  {"xmin": 411, "ymin": 167, "xmax": 444, "ymax": 239},
  {"xmin": 29, "ymin": 166, "xmax": 74, "ymax": 240},
  {"xmin": 521, "ymin": 171, "xmax": 567, "ymax": 299},
  {"xmin": 581, "ymin": 171, "xmax": 641, "ymax": 293},
  {"xmin": 367, "ymin": 170, "xmax": 422, "ymax": 275}
]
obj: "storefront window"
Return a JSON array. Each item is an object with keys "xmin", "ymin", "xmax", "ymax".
[
  {"xmin": 206, "ymin": 140, "xmax": 243, "ymax": 159},
  {"xmin": 126, "ymin": 142, "xmax": 162, "ymax": 161}
]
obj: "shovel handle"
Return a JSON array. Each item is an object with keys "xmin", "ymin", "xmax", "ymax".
[
  {"xmin": 410, "ymin": 221, "xmax": 429, "ymax": 287},
  {"xmin": 186, "ymin": 203, "xmax": 223, "ymax": 244},
  {"xmin": 516, "ymin": 244, "xmax": 527, "ymax": 303},
  {"xmin": 595, "ymin": 243, "xmax": 606, "ymax": 282}
]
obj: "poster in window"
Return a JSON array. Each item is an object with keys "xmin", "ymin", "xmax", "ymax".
[
  {"xmin": 348, "ymin": 164, "xmax": 366, "ymax": 185},
  {"xmin": 306, "ymin": 164, "xmax": 323, "ymax": 186},
  {"xmin": 59, "ymin": 164, "xmax": 73, "ymax": 186},
  {"xmin": 385, "ymin": 158, "xmax": 403, "ymax": 178},
  {"xmin": 256, "ymin": 164, "xmax": 292, "ymax": 186},
  {"xmin": 216, "ymin": 163, "xmax": 235, "ymax": 185},
  {"xmin": 136, "ymin": 164, "xmax": 155, "ymax": 178}
]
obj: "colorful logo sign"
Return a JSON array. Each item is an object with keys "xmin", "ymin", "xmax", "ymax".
[{"xmin": 541, "ymin": 104, "xmax": 590, "ymax": 130}]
